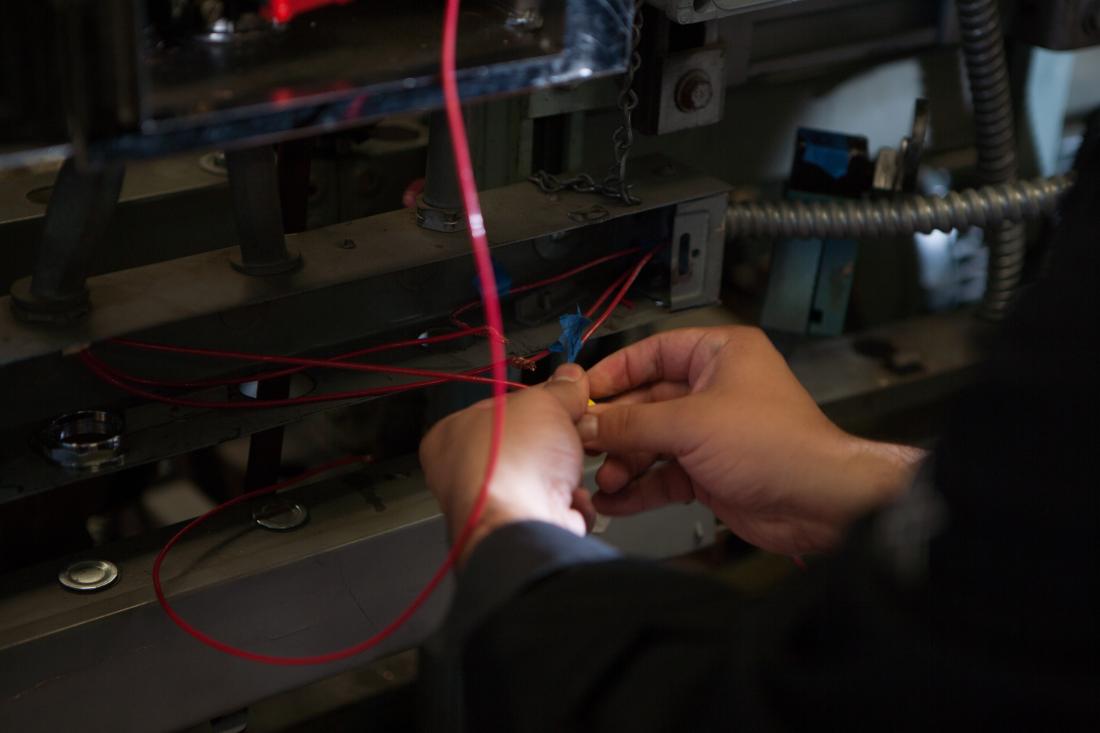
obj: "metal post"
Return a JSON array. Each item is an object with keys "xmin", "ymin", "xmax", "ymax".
[
  {"xmin": 240, "ymin": 139, "xmax": 313, "ymax": 495},
  {"xmin": 225, "ymin": 145, "xmax": 301, "ymax": 275},
  {"xmin": 416, "ymin": 111, "xmax": 466, "ymax": 232},
  {"xmin": 10, "ymin": 157, "xmax": 125, "ymax": 324}
]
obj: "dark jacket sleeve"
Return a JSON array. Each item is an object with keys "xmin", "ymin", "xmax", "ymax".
[{"xmin": 424, "ymin": 115, "xmax": 1100, "ymax": 732}]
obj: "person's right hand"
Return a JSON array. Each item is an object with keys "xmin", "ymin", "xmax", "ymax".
[{"xmin": 579, "ymin": 326, "xmax": 924, "ymax": 555}]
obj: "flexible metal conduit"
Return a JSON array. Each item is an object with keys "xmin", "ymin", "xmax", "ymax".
[
  {"xmin": 728, "ymin": 0, "xmax": 1049, "ymax": 320},
  {"xmin": 956, "ymin": 0, "xmax": 1025, "ymax": 320},
  {"xmin": 726, "ymin": 175, "xmax": 1073, "ymax": 240}
]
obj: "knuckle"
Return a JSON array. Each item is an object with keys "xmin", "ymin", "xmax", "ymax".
[
  {"xmin": 604, "ymin": 404, "xmax": 634, "ymax": 436},
  {"xmin": 728, "ymin": 324, "xmax": 766, "ymax": 344}
]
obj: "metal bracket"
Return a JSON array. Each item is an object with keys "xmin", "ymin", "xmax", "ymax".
[{"xmin": 669, "ymin": 192, "xmax": 727, "ymax": 310}]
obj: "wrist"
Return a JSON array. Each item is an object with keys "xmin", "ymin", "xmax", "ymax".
[
  {"xmin": 452, "ymin": 502, "xmax": 525, "ymax": 568},
  {"xmin": 844, "ymin": 438, "xmax": 926, "ymax": 517}
]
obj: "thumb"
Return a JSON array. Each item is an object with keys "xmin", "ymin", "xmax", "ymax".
[
  {"xmin": 577, "ymin": 398, "xmax": 692, "ymax": 456},
  {"xmin": 541, "ymin": 363, "xmax": 591, "ymax": 422}
]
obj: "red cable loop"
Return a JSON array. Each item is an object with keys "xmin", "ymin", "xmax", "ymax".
[
  {"xmin": 80, "ymin": 245, "xmax": 657, "ymax": 410},
  {"xmin": 142, "ymin": 244, "xmax": 659, "ymax": 664},
  {"xmin": 150, "ymin": 0, "xmax": 509, "ymax": 665}
]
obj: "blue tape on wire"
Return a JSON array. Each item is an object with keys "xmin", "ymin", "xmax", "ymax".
[{"xmin": 548, "ymin": 307, "xmax": 592, "ymax": 363}]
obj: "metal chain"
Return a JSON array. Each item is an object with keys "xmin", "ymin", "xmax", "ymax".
[{"xmin": 529, "ymin": 0, "xmax": 644, "ymax": 205}]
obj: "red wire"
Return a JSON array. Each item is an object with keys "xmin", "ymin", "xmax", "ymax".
[
  {"xmin": 451, "ymin": 246, "xmax": 643, "ymax": 327},
  {"xmin": 84, "ymin": 243, "xmax": 659, "ymax": 404},
  {"xmin": 102, "ymin": 326, "xmax": 493, "ymax": 390},
  {"xmin": 583, "ymin": 248, "xmax": 658, "ymax": 342},
  {"xmin": 96, "ymin": 243, "xmax": 644, "ymax": 393},
  {"xmin": 80, "ymin": 350, "xmax": 500, "ymax": 410},
  {"xmin": 505, "ymin": 247, "xmax": 657, "ymax": 372},
  {"xmin": 81, "ymin": 248, "xmax": 652, "ymax": 407},
  {"xmin": 139, "ymin": 246, "xmax": 659, "ymax": 663},
  {"xmin": 107, "ymin": 337, "xmax": 526, "ymax": 392},
  {"xmin": 587, "ymin": 269, "xmax": 631, "ymax": 319},
  {"xmin": 151, "ymin": 0, "xmax": 508, "ymax": 666}
]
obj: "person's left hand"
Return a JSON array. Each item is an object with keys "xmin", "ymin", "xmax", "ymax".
[{"xmin": 419, "ymin": 363, "xmax": 595, "ymax": 565}]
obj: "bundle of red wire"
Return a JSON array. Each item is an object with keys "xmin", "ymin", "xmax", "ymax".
[
  {"xmin": 79, "ymin": 243, "xmax": 654, "ymax": 410},
  {"xmin": 103, "ymin": 0, "xmax": 658, "ymax": 666}
]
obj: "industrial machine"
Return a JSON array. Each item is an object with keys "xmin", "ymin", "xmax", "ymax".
[{"xmin": 0, "ymin": 1, "xmax": 1096, "ymax": 730}]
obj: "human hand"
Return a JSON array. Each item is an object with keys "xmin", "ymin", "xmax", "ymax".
[
  {"xmin": 580, "ymin": 327, "xmax": 924, "ymax": 555},
  {"xmin": 419, "ymin": 363, "xmax": 596, "ymax": 565}
]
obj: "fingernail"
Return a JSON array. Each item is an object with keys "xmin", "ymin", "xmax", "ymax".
[
  {"xmin": 577, "ymin": 414, "xmax": 598, "ymax": 442},
  {"xmin": 549, "ymin": 364, "xmax": 582, "ymax": 383}
]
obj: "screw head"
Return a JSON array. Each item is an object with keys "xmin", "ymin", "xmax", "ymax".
[
  {"xmin": 254, "ymin": 500, "xmax": 309, "ymax": 531},
  {"xmin": 59, "ymin": 559, "xmax": 119, "ymax": 592},
  {"xmin": 675, "ymin": 71, "xmax": 714, "ymax": 112}
]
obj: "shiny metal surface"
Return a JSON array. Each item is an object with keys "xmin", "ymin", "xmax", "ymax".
[
  {"xmin": 254, "ymin": 501, "xmax": 310, "ymax": 532},
  {"xmin": 726, "ymin": 176, "xmax": 1073, "ymax": 240},
  {"xmin": 1, "ymin": 456, "xmax": 718, "ymax": 732},
  {"xmin": 39, "ymin": 410, "xmax": 125, "ymax": 472},
  {"xmin": 58, "ymin": 559, "xmax": 120, "ymax": 592}
]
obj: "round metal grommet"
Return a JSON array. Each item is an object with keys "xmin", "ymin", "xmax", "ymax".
[
  {"xmin": 253, "ymin": 500, "xmax": 309, "ymax": 531},
  {"xmin": 39, "ymin": 410, "xmax": 126, "ymax": 472},
  {"xmin": 58, "ymin": 559, "xmax": 119, "ymax": 593}
]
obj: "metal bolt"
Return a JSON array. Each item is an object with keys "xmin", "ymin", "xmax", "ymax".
[
  {"xmin": 59, "ymin": 559, "xmax": 119, "ymax": 593},
  {"xmin": 674, "ymin": 71, "xmax": 714, "ymax": 113}
]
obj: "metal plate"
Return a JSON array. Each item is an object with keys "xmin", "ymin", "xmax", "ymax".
[
  {"xmin": 0, "ymin": 156, "xmax": 726, "ymax": 368},
  {"xmin": 0, "ymin": 454, "xmax": 720, "ymax": 733},
  {"xmin": 0, "ymin": 0, "xmax": 634, "ymax": 169}
]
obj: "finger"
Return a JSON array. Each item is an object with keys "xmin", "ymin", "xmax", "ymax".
[
  {"xmin": 561, "ymin": 508, "xmax": 589, "ymax": 538},
  {"xmin": 595, "ymin": 451, "xmax": 658, "ymax": 493},
  {"xmin": 577, "ymin": 398, "xmax": 694, "ymax": 456},
  {"xmin": 591, "ymin": 381, "xmax": 690, "ymax": 408},
  {"xmin": 540, "ymin": 363, "xmax": 591, "ymax": 422},
  {"xmin": 587, "ymin": 328, "xmax": 726, "ymax": 399},
  {"xmin": 592, "ymin": 461, "xmax": 695, "ymax": 516},
  {"xmin": 570, "ymin": 488, "xmax": 597, "ymax": 532}
]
